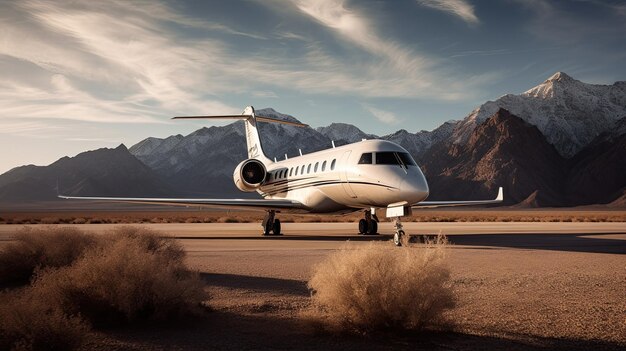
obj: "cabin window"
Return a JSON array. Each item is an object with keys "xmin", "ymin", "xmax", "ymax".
[
  {"xmin": 330, "ymin": 159, "xmax": 336, "ymax": 170},
  {"xmin": 295, "ymin": 166, "xmax": 299, "ymax": 175},
  {"xmin": 314, "ymin": 162, "xmax": 319, "ymax": 172},
  {"xmin": 307, "ymin": 163, "xmax": 312, "ymax": 173},
  {"xmin": 289, "ymin": 168, "xmax": 293, "ymax": 177},
  {"xmin": 358, "ymin": 152, "xmax": 372, "ymax": 164},
  {"xmin": 280, "ymin": 170, "xmax": 284, "ymax": 179},
  {"xmin": 301, "ymin": 165, "xmax": 305, "ymax": 175},
  {"xmin": 321, "ymin": 161, "xmax": 327, "ymax": 171}
]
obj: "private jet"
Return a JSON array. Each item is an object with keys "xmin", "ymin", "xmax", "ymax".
[{"xmin": 60, "ymin": 106, "xmax": 503, "ymax": 246}]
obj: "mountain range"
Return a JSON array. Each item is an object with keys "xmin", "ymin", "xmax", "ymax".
[{"xmin": 1, "ymin": 72, "xmax": 624, "ymax": 207}]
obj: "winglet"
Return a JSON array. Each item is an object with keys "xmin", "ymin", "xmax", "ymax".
[{"xmin": 496, "ymin": 187, "xmax": 504, "ymax": 201}]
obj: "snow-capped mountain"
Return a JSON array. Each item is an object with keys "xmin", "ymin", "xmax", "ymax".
[
  {"xmin": 316, "ymin": 123, "xmax": 378, "ymax": 144},
  {"xmin": 451, "ymin": 72, "xmax": 626, "ymax": 157},
  {"xmin": 382, "ymin": 120, "xmax": 458, "ymax": 161}
]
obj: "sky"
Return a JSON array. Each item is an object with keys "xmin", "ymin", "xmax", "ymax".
[{"xmin": 1, "ymin": 0, "xmax": 625, "ymax": 174}]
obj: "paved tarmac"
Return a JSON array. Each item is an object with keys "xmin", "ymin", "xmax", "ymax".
[{"xmin": 1, "ymin": 222, "xmax": 625, "ymax": 254}]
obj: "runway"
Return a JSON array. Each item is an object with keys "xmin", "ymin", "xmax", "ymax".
[
  {"xmin": 2, "ymin": 222, "xmax": 623, "ymax": 253},
  {"xmin": 1, "ymin": 222, "xmax": 625, "ymax": 349}
]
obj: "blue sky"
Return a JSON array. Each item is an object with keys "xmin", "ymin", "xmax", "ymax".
[{"xmin": 1, "ymin": 0, "xmax": 625, "ymax": 174}]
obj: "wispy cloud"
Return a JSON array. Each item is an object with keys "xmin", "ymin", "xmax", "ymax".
[
  {"xmin": 0, "ymin": 0, "xmax": 493, "ymax": 136},
  {"xmin": 252, "ymin": 91, "xmax": 279, "ymax": 98},
  {"xmin": 65, "ymin": 137, "xmax": 120, "ymax": 143},
  {"xmin": 415, "ymin": 0, "xmax": 479, "ymax": 24},
  {"xmin": 283, "ymin": 0, "xmax": 493, "ymax": 99},
  {"xmin": 363, "ymin": 105, "xmax": 400, "ymax": 125},
  {"xmin": 513, "ymin": 0, "xmax": 626, "ymax": 44},
  {"xmin": 290, "ymin": 0, "xmax": 431, "ymax": 74}
]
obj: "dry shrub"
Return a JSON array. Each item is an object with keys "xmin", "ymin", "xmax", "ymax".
[
  {"xmin": 30, "ymin": 227, "xmax": 206, "ymax": 327},
  {"xmin": 0, "ymin": 226, "xmax": 207, "ymax": 350},
  {"xmin": 217, "ymin": 216, "xmax": 239, "ymax": 223},
  {"xmin": 0, "ymin": 227, "xmax": 98, "ymax": 285},
  {"xmin": 71, "ymin": 217, "xmax": 87, "ymax": 224},
  {"xmin": 0, "ymin": 290, "xmax": 88, "ymax": 351},
  {"xmin": 39, "ymin": 217, "xmax": 59, "ymax": 224},
  {"xmin": 308, "ymin": 238, "xmax": 455, "ymax": 333}
]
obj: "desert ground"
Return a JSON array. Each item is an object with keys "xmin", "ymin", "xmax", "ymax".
[{"xmin": 0, "ymin": 221, "xmax": 625, "ymax": 350}]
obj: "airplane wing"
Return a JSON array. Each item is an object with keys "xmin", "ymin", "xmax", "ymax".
[
  {"xmin": 58, "ymin": 195, "xmax": 307, "ymax": 212},
  {"xmin": 412, "ymin": 187, "xmax": 503, "ymax": 209}
]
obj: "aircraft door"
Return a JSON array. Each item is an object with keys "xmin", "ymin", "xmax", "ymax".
[{"xmin": 340, "ymin": 151, "xmax": 357, "ymax": 198}]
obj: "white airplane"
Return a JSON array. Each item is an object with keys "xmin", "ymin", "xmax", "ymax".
[{"xmin": 60, "ymin": 106, "xmax": 503, "ymax": 246}]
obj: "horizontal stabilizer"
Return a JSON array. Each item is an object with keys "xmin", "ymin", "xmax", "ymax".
[{"xmin": 173, "ymin": 115, "xmax": 308, "ymax": 127}]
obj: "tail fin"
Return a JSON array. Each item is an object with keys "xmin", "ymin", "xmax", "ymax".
[{"xmin": 173, "ymin": 106, "xmax": 308, "ymax": 164}]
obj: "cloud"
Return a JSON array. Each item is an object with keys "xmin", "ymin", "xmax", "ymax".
[
  {"xmin": 290, "ymin": 0, "xmax": 431, "ymax": 74},
  {"xmin": 0, "ymin": 0, "xmax": 495, "ymax": 136},
  {"xmin": 415, "ymin": 0, "xmax": 479, "ymax": 24},
  {"xmin": 363, "ymin": 105, "xmax": 400, "ymax": 125},
  {"xmin": 513, "ymin": 0, "xmax": 626, "ymax": 44},
  {"xmin": 252, "ymin": 91, "xmax": 279, "ymax": 98}
]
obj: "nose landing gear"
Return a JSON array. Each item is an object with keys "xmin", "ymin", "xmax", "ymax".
[
  {"xmin": 392, "ymin": 217, "xmax": 405, "ymax": 246},
  {"xmin": 262, "ymin": 210, "xmax": 281, "ymax": 236},
  {"xmin": 358, "ymin": 209, "xmax": 379, "ymax": 235}
]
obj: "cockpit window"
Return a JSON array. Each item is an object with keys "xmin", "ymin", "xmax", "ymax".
[
  {"xmin": 375, "ymin": 152, "xmax": 400, "ymax": 165},
  {"xmin": 375, "ymin": 152, "xmax": 417, "ymax": 166},
  {"xmin": 398, "ymin": 152, "xmax": 417, "ymax": 166},
  {"xmin": 358, "ymin": 153, "xmax": 372, "ymax": 164}
]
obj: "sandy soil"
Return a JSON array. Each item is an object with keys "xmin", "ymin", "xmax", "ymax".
[{"xmin": 1, "ymin": 222, "xmax": 625, "ymax": 350}]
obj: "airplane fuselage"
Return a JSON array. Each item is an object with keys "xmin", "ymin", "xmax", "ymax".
[{"xmin": 258, "ymin": 139, "xmax": 429, "ymax": 213}]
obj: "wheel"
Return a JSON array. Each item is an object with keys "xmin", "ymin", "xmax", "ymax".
[
  {"xmin": 367, "ymin": 220, "xmax": 378, "ymax": 235},
  {"xmin": 393, "ymin": 230, "xmax": 405, "ymax": 246},
  {"xmin": 262, "ymin": 223, "xmax": 272, "ymax": 236},
  {"xmin": 272, "ymin": 219, "xmax": 281, "ymax": 236},
  {"xmin": 262, "ymin": 220, "xmax": 272, "ymax": 236},
  {"xmin": 358, "ymin": 219, "xmax": 367, "ymax": 234}
]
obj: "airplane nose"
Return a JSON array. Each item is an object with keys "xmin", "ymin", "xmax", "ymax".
[{"xmin": 400, "ymin": 169, "xmax": 429, "ymax": 203}]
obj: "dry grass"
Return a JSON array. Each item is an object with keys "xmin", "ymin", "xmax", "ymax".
[
  {"xmin": 0, "ymin": 226, "xmax": 208, "ymax": 350},
  {"xmin": 1, "ymin": 209, "xmax": 624, "ymax": 224},
  {"xmin": 0, "ymin": 227, "xmax": 98, "ymax": 285},
  {"xmin": 31, "ymin": 229, "xmax": 207, "ymax": 327},
  {"xmin": 0, "ymin": 290, "xmax": 88, "ymax": 351},
  {"xmin": 307, "ymin": 236, "xmax": 455, "ymax": 334}
]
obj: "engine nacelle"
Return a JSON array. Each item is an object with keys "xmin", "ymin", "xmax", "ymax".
[{"xmin": 233, "ymin": 159, "xmax": 267, "ymax": 192}]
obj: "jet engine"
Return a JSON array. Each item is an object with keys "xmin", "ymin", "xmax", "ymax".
[{"xmin": 233, "ymin": 159, "xmax": 267, "ymax": 192}]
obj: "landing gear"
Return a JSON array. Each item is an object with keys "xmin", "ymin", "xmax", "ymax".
[
  {"xmin": 358, "ymin": 209, "xmax": 379, "ymax": 235},
  {"xmin": 262, "ymin": 210, "xmax": 281, "ymax": 236},
  {"xmin": 392, "ymin": 217, "xmax": 405, "ymax": 246}
]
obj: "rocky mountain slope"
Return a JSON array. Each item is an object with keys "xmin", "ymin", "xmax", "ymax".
[
  {"xmin": 451, "ymin": 72, "xmax": 626, "ymax": 158},
  {"xmin": 316, "ymin": 123, "xmax": 377, "ymax": 145},
  {"xmin": 0, "ymin": 145, "xmax": 171, "ymax": 203},
  {"xmin": 565, "ymin": 118, "xmax": 626, "ymax": 206},
  {"xmin": 422, "ymin": 109, "xmax": 567, "ymax": 206},
  {"xmin": 2, "ymin": 72, "xmax": 624, "ymax": 206},
  {"xmin": 423, "ymin": 109, "xmax": 626, "ymax": 206}
]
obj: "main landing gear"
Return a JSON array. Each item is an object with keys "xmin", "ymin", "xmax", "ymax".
[
  {"xmin": 262, "ymin": 210, "xmax": 281, "ymax": 236},
  {"xmin": 392, "ymin": 217, "xmax": 405, "ymax": 246},
  {"xmin": 358, "ymin": 209, "xmax": 379, "ymax": 235}
]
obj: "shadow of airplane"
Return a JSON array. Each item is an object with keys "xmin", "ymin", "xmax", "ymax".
[
  {"xmin": 174, "ymin": 232, "xmax": 626, "ymax": 255},
  {"xmin": 200, "ymin": 272, "xmax": 309, "ymax": 296}
]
